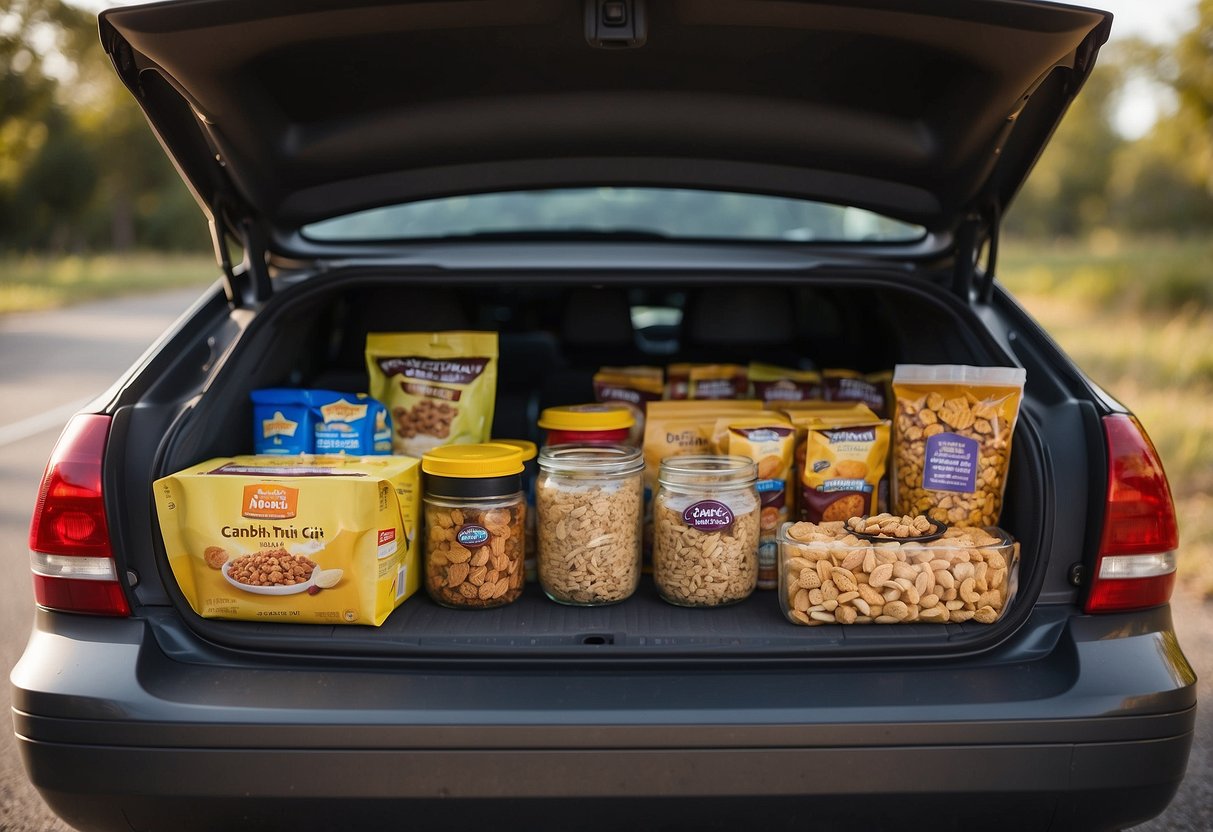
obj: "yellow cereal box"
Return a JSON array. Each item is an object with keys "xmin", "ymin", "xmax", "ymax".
[{"xmin": 154, "ymin": 455, "xmax": 421, "ymax": 625}]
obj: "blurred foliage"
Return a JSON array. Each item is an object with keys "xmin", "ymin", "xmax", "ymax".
[{"xmin": 0, "ymin": 0, "xmax": 208, "ymax": 253}]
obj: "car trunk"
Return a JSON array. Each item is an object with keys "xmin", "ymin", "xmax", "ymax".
[{"xmin": 138, "ymin": 262, "xmax": 1053, "ymax": 661}]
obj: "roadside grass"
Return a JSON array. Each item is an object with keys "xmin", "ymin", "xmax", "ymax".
[
  {"xmin": 0, "ymin": 253, "xmax": 216, "ymax": 314},
  {"xmin": 1002, "ymin": 236, "xmax": 1213, "ymax": 596}
]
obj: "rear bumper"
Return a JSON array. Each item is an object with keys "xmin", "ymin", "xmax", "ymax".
[{"xmin": 12, "ymin": 606, "xmax": 1197, "ymax": 832}]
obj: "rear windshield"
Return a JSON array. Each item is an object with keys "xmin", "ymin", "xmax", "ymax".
[{"xmin": 301, "ymin": 188, "xmax": 925, "ymax": 243}]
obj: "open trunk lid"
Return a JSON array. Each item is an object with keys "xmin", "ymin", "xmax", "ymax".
[{"xmin": 100, "ymin": 0, "xmax": 1111, "ymax": 252}]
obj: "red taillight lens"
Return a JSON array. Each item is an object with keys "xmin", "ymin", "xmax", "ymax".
[
  {"xmin": 28, "ymin": 414, "xmax": 129, "ymax": 616},
  {"xmin": 1084, "ymin": 414, "xmax": 1179, "ymax": 614}
]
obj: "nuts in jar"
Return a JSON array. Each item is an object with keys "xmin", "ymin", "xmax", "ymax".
[
  {"xmin": 653, "ymin": 455, "xmax": 760, "ymax": 607},
  {"xmin": 536, "ymin": 444, "xmax": 644, "ymax": 605},
  {"xmin": 421, "ymin": 443, "xmax": 526, "ymax": 609}
]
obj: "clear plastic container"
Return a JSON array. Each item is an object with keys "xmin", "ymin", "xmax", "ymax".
[
  {"xmin": 536, "ymin": 444, "xmax": 644, "ymax": 606},
  {"xmin": 421, "ymin": 444, "xmax": 526, "ymax": 609},
  {"xmin": 777, "ymin": 520, "xmax": 1017, "ymax": 625},
  {"xmin": 652, "ymin": 455, "xmax": 760, "ymax": 607}
]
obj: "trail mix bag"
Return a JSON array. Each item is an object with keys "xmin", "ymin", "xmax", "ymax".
[
  {"xmin": 366, "ymin": 332, "xmax": 499, "ymax": 457},
  {"xmin": 799, "ymin": 416, "xmax": 891, "ymax": 523},
  {"xmin": 823, "ymin": 369, "xmax": 892, "ymax": 417},
  {"xmin": 687, "ymin": 364, "xmax": 749, "ymax": 400},
  {"xmin": 891, "ymin": 365, "xmax": 1026, "ymax": 527}
]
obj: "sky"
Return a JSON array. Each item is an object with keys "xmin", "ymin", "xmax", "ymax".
[{"xmin": 68, "ymin": 0, "xmax": 1198, "ymax": 136}]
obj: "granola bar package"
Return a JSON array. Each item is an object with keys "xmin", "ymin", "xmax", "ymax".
[
  {"xmin": 366, "ymin": 332, "xmax": 499, "ymax": 457},
  {"xmin": 748, "ymin": 363, "xmax": 822, "ymax": 404},
  {"xmin": 891, "ymin": 365, "xmax": 1026, "ymax": 527},
  {"xmin": 154, "ymin": 455, "xmax": 421, "ymax": 625},
  {"xmin": 822, "ymin": 369, "xmax": 892, "ymax": 417},
  {"xmin": 593, "ymin": 366, "xmax": 664, "ymax": 444},
  {"xmin": 687, "ymin": 363, "xmax": 749, "ymax": 400}
]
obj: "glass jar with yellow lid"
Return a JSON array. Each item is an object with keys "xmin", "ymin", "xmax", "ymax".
[{"xmin": 421, "ymin": 443, "xmax": 526, "ymax": 609}]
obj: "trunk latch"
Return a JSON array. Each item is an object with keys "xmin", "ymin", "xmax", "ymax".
[{"xmin": 585, "ymin": 0, "xmax": 647, "ymax": 49}]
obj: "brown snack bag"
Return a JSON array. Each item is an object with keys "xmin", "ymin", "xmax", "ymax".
[
  {"xmin": 799, "ymin": 417, "xmax": 890, "ymax": 523},
  {"xmin": 822, "ymin": 369, "xmax": 892, "ymax": 417},
  {"xmin": 748, "ymin": 363, "xmax": 822, "ymax": 404},
  {"xmin": 891, "ymin": 365, "xmax": 1026, "ymax": 527},
  {"xmin": 688, "ymin": 364, "xmax": 749, "ymax": 400},
  {"xmin": 714, "ymin": 415, "xmax": 796, "ymax": 589},
  {"xmin": 783, "ymin": 404, "xmax": 880, "ymax": 517},
  {"xmin": 366, "ymin": 331, "xmax": 499, "ymax": 457},
  {"xmin": 666, "ymin": 363, "xmax": 693, "ymax": 400},
  {"xmin": 593, "ymin": 366, "xmax": 664, "ymax": 444}
]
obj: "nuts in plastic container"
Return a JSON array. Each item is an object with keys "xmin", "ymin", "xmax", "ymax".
[
  {"xmin": 653, "ymin": 455, "xmax": 760, "ymax": 607},
  {"xmin": 778, "ymin": 519, "xmax": 1016, "ymax": 625}
]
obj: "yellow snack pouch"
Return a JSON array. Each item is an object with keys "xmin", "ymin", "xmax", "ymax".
[
  {"xmin": 366, "ymin": 331, "xmax": 499, "ymax": 457},
  {"xmin": 154, "ymin": 455, "xmax": 421, "ymax": 625},
  {"xmin": 748, "ymin": 363, "xmax": 822, "ymax": 404},
  {"xmin": 688, "ymin": 363, "xmax": 749, "ymax": 400},
  {"xmin": 800, "ymin": 418, "xmax": 890, "ymax": 523},
  {"xmin": 714, "ymin": 415, "xmax": 796, "ymax": 589},
  {"xmin": 643, "ymin": 400, "xmax": 764, "ymax": 493},
  {"xmin": 891, "ymin": 364, "xmax": 1026, "ymax": 527}
]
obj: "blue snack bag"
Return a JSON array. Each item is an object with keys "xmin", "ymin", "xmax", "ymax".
[
  {"xmin": 251, "ymin": 389, "xmax": 314, "ymax": 455},
  {"xmin": 251, "ymin": 389, "xmax": 391, "ymax": 455},
  {"xmin": 313, "ymin": 392, "xmax": 390, "ymax": 455}
]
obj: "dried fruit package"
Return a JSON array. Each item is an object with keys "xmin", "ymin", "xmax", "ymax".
[
  {"xmin": 154, "ymin": 455, "xmax": 421, "ymax": 625},
  {"xmin": 891, "ymin": 365, "xmax": 1027, "ymax": 527},
  {"xmin": 366, "ymin": 332, "xmax": 499, "ymax": 457},
  {"xmin": 712, "ymin": 415, "xmax": 796, "ymax": 589}
]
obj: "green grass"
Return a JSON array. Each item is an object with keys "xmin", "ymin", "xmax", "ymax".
[
  {"xmin": 1002, "ymin": 235, "xmax": 1213, "ymax": 596},
  {"xmin": 0, "ymin": 253, "xmax": 217, "ymax": 314}
]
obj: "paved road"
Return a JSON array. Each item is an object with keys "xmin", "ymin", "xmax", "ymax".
[{"xmin": 0, "ymin": 290, "xmax": 1208, "ymax": 831}]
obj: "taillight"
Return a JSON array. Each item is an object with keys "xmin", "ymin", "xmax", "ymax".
[
  {"xmin": 28, "ymin": 414, "xmax": 130, "ymax": 616},
  {"xmin": 1084, "ymin": 414, "xmax": 1179, "ymax": 613}
]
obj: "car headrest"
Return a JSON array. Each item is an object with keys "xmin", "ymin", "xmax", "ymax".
[{"xmin": 684, "ymin": 287, "xmax": 795, "ymax": 346}]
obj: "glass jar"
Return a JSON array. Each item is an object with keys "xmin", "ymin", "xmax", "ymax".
[
  {"xmin": 421, "ymin": 443, "xmax": 526, "ymax": 609},
  {"xmin": 536, "ymin": 444, "xmax": 645, "ymax": 606},
  {"xmin": 537, "ymin": 404, "xmax": 635, "ymax": 446},
  {"xmin": 653, "ymin": 455, "xmax": 760, "ymax": 607}
]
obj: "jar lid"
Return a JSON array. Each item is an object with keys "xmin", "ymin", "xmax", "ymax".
[
  {"xmin": 538, "ymin": 443, "xmax": 645, "ymax": 477},
  {"xmin": 492, "ymin": 438, "xmax": 538, "ymax": 462},
  {"xmin": 658, "ymin": 455, "xmax": 757, "ymax": 489},
  {"xmin": 421, "ymin": 443, "xmax": 525, "ymax": 478},
  {"xmin": 537, "ymin": 404, "xmax": 635, "ymax": 432}
]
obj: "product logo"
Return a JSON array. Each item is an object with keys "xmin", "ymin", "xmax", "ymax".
[
  {"xmin": 319, "ymin": 398, "xmax": 368, "ymax": 423},
  {"xmin": 241, "ymin": 484, "xmax": 298, "ymax": 520},
  {"xmin": 261, "ymin": 411, "xmax": 298, "ymax": 438},
  {"xmin": 827, "ymin": 428, "xmax": 877, "ymax": 443},
  {"xmin": 734, "ymin": 426, "xmax": 793, "ymax": 442},
  {"xmin": 378, "ymin": 529, "xmax": 396, "ymax": 546},
  {"xmin": 682, "ymin": 500, "xmax": 735, "ymax": 533},
  {"xmin": 377, "ymin": 356, "xmax": 491, "ymax": 385},
  {"xmin": 456, "ymin": 524, "xmax": 491, "ymax": 548}
]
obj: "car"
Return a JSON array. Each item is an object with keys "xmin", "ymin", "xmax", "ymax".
[{"xmin": 11, "ymin": 1, "xmax": 1196, "ymax": 830}]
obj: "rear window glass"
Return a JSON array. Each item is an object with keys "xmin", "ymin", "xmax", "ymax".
[{"xmin": 301, "ymin": 188, "xmax": 924, "ymax": 243}]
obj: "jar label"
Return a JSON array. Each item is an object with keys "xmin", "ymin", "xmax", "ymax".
[
  {"xmin": 683, "ymin": 500, "xmax": 734, "ymax": 533},
  {"xmin": 456, "ymin": 524, "xmax": 491, "ymax": 548}
]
